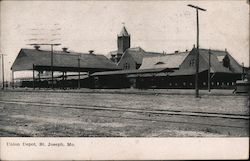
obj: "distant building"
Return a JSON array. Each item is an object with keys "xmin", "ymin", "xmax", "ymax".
[
  {"xmin": 11, "ymin": 25, "xmax": 246, "ymax": 90},
  {"xmin": 117, "ymin": 26, "xmax": 131, "ymax": 59},
  {"xmin": 91, "ymin": 47, "xmax": 243, "ymax": 89},
  {"xmin": 109, "ymin": 26, "xmax": 165, "ymax": 70}
]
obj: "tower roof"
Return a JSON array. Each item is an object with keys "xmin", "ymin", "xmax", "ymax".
[{"xmin": 118, "ymin": 26, "xmax": 130, "ymax": 36}]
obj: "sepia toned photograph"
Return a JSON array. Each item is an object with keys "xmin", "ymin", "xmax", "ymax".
[{"xmin": 0, "ymin": 0, "xmax": 249, "ymax": 159}]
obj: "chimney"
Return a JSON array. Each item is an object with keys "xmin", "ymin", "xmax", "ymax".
[
  {"xmin": 110, "ymin": 54, "xmax": 116, "ymax": 62},
  {"xmin": 225, "ymin": 48, "xmax": 227, "ymax": 52},
  {"xmin": 34, "ymin": 45, "xmax": 40, "ymax": 50},
  {"xmin": 62, "ymin": 47, "xmax": 69, "ymax": 53},
  {"xmin": 193, "ymin": 44, "xmax": 195, "ymax": 48},
  {"xmin": 89, "ymin": 50, "xmax": 95, "ymax": 54}
]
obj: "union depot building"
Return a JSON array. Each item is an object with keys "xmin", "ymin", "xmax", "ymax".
[{"xmin": 11, "ymin": 26, "xmax": 247, "ymax": 89}]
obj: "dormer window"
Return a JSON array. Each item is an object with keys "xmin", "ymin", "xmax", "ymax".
[
  {"xmin": 222, "ymin": 55, "xmax": 230, "ymax": 68},
  {"xmin": 155, "ymin": 62, "xmax": 165, "ymax": 65}
]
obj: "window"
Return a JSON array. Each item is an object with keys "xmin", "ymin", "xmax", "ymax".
[
  {"xmin": 136, "ymin": 63, "xmax": 141, "ymax": 69},
  {"xmin": 123, "ymin": 63, "xmax": 130, "ymax": 69},
  {"xmin": 183, "ymin": 82, "xmax": 186, "ymax": 86},
  {"xmin": 223, "ymin": 55, "xmax": 230, "ymax": 68},
  {"xmin": 189, "ymin": 59, "xmax": 195, "ymax": 66}
]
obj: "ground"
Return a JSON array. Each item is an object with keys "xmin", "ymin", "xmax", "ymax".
[{"xmin": 0, "ymin": 89, "xmax": 249, "ymax": 137}]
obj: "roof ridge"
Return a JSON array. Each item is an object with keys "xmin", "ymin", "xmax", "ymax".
[
  {"xmin": 199, "ymin": 48, "xmax": 227, "ymax": 52},
  {"xmin": 22, "ymin": 48, "xmax": 106, "ymax": 56}
]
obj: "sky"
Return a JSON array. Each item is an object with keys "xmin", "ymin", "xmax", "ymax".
[{"xmin": 0, "ymin": 0, "xmax": 249, "ymax": 80}]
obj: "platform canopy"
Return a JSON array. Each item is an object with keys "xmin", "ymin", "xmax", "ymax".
[{"xmin": 11, "ymin": 49, "xmax": 121, "ymax": 72}]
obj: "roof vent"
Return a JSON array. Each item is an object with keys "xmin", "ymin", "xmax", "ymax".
[
  {"xmin": 34, "ymin": 45, "xmax": 40, "ymax": 50},
  {"xmin": 62, "ymin": 47, "xmax": 69, "ymax": 53},
  {"xmin": 186, "ymin": 49, "xmax": 188, "ymax": 52},
  {"xmin": 89, "ymin": 50, "xmax": 95, "ymax": 54},
  {"xmin": 175, "ymin": 50, "xmax": 179, "ymax": 54}
]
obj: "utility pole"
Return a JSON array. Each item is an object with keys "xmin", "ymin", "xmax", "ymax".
[
  {"xmin": 242, "ymin": 62, "xmax": 245, "ymax": 80},
  {"xmin": 208, "ymin": 49, "xmax": 211, "ymax": 92},
  {"xmin": 51, "ymin": 44, "xmax": 54, "ymax": 89},
  {"xmin": 33, "ymin": 64, "xmax": 35, "ymax": 90},
  {"xmin": 187, "ymin": 4, "xmax": 206, "ymax": 98},
  {"xmin": 78, "ymin": 55, "xmax": 81, "ymax": 89},
  {"xmin": 0, "ymin": 54, "xmax": 6, "ymax": 90},
  {"xmin": 12, "ymin": 70, "xmax": 14, "ymax": 89}
]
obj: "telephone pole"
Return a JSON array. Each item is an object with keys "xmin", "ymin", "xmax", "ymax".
[
  {"xmin": 208, "ymin": 49, "xmax": 211, "ymax": 92},
  {"xmin": 78, "ymin": 55, "xmax": 81, "ymax": 89},
  {"xmin": 187, "ymin": 4, "xmax": 206, "ymax": 98},
  {"xmin": 0, "ymin": 54, "xmax": 6, "ymax": 90}
]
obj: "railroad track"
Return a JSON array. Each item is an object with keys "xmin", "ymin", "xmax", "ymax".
[
  {"xmin": 0, "ymin": 99, "xmax": 249, "ymax": 120},
  {"xmin": 0, "ymin": 99, "xmax": 249, "ymax": 132}
]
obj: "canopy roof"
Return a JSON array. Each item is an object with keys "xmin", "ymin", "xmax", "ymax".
[
  {"xmin": 91, "ymin": 68, "xmax": 172, "ymax": 76},
  {"xmin": 11, "ymin": 49, "xmax": 121, "ymax": 72}
]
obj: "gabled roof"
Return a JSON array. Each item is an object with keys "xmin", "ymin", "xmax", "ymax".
[
  {"xmin": 11, "ymin": 48, "xmax": 121, "ymax": 72},
  {"xmin": 118, "ymin": 26, "xmax": 130, "ymax": 36},
  {"xmin": 139, "ymin": 51, "xmax": 189, "ymax": 70},
  {"xmin": 171, "ymin": 48, "xmax": 242, "ymax": 76},
  {"xmin": 199, "ymin": 49, "xmax": 242, "ymax": 73},
  {"xmin": 118, "ymin": 47, "xmax": 165, "ymax": 65}
]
